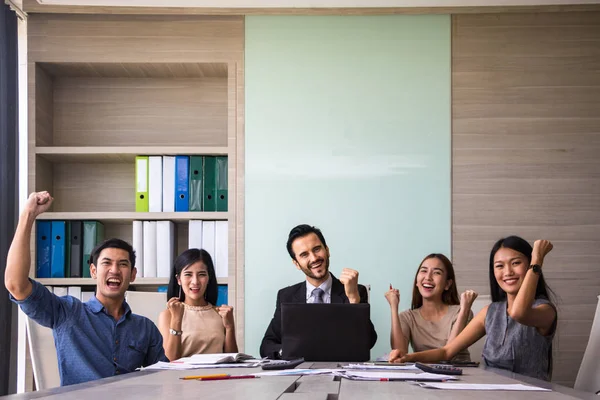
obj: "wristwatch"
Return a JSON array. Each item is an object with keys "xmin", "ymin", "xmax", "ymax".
[
  {"xmin": 169, "ymin": 328, "xmax": 183, "ymax": 336},
  {"xmin": 528, "ymin": 264, "xmax": 542, "ymax": 275}
]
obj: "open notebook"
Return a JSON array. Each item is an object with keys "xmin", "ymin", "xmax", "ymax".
[{"xmin": 179, "ymin": 353, "xmax": 257, "ymax": 365}]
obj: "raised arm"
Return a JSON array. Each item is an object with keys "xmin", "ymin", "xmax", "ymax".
[
  {"xmin": 217, "ymin": 305, "xmax": 239, "ymax": 353},
  {"xmin": 158, "ymin": 298, "xmax": 185, "ymax": 361},
  {"xmin": 5, "ymin": 192, "xmax": 53, "ymax": 300},
  {"xmin": 390, "ymin": 305, "xmax": 488, "ymax": 363},
  {"xmin": 384, "ymin": 286, "xmax": 409, "ymax": 353},
  {"xmin": 448, "ymin": 290, "xmax": 478, "ymax": 344},
  {"xmin": 507, "ymin": 240, "xmax": 556, "ymax": 335}
]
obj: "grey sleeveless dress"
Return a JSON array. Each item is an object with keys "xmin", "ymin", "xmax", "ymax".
[{"xmin": 482, "ymin": 298, "xmax": 557, "ymax": 381}]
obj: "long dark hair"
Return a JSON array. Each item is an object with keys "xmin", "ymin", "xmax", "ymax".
[
  {"xmin": 167, "ymin": 249, "xmax": 218, "ymax": 305},
  {"xmin": 411, "ymin": 253, "xmax": 460, "ymax": 310},
  {"xmin": 489, "ymin": 236, "xmax": 554, "ymax": 303}
]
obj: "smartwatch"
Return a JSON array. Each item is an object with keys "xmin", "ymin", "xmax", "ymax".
[
  {"xmin": 169, "ymin": 328, "xmax": 183, "ymax": 336},
  {"xmin": 529, "ymin": 264, "xmax": 542, "ymax": 275}
]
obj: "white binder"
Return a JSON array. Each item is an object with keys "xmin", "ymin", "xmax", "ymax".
[
  {"xmin": 149, "ymin": 156, "xmax": 163, "ymax": 212},
  {"xmin": 214, "ymin": 221, "xmax": 228, "ymax": 278},
  {"xmin": 201, "ymin": 221, "xmax": 216, "ymax": 262},
  {"xmin": 143, "ymin": 221, "xmax": 158, "ymax": 278},
  {"xmin": 156, "ymin": 221, "xmax": 175, "ymax": 278},
  {"xmin": 188, "ymin": 220, "xmax": 203, "ymax": 250},
  {"xmin": 162, "ymin": 156, "xmax": 176, "ymax": 213}
]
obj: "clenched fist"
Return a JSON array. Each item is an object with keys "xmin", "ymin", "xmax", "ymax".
[
  {"xmin": 532, "ymin": 240, "xmax": 553, "ymax": 266},
  {"xmin": 459, "ymin": 290, "xmax": 478, "ymax": 311},
  {"xmin": 166, "ymin": 297, "xmax": 185, "ymax": 323},
  {"xmin": 339, "ymin": 268, "xmax": 360, "ymax": 304},
  {"xmin": 217, "ymin": 305, "xmax": 235, "ymax": 330},
  {"xmin": 24, "ymin": 191, "xmax": 53, "ymax": 217},
  {"xmin": 385, "ymin": 286, "xmax": 400, "ymax": 309}
]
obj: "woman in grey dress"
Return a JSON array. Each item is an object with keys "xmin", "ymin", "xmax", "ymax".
[{"xmin": 389, "ymin": 236, "xmax": 557, "ymax": 381}]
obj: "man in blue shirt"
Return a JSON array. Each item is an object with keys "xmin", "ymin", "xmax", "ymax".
[{"xmin": 5, "ymin": 191, "xmax": 168, "ymax": 386}]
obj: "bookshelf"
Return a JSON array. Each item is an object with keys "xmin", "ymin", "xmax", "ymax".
[
  {"xmin": 21, "ymin": 15, "xmax": 246, "ymax": 392},
  {"xmin": 29, "ymin": 60, "xmax": 235, "ymax": 295}
]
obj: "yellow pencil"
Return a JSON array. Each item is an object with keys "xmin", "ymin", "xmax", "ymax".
[{"xmin": 180, "ymin": 374, "xmax": 229, "ymax": 380}]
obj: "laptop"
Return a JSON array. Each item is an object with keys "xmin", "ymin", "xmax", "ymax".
[{"xmin": 281, "ymin": 303, "xmax": 371, "ymax": 362}]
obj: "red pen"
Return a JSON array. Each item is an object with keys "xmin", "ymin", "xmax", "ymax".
[
  {"xmin": 389, "ymin": 283, "xmax": 392, "ymax": 290},
  {"xmin": 197, "ymin": 375, "xmax": 259, "ymax": 381}
]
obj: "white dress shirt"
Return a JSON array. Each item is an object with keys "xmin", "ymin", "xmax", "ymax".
[{"xmin": 306, "ymin": 274, "xmax": 333, "ymax": 304}]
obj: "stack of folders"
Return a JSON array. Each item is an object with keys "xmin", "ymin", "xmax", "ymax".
[
  {"xmin": 36, "ymin": 221, "xmax": 105, "ymax": 279},
  {"xmin": 131, "ymin": 220, "xmax": 228, "ymax": 279},
  {"xmin": 132, "ymin": 221, "xmax": 175, "ymax": 278},
  {"xmin": 135, "ymin": 155, "xmax": 228, "ymax": 212},
  {"xmin": 46, "ymin": 286, "xmax": 95, "ymax": 302}
]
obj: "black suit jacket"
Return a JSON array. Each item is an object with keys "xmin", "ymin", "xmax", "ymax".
[{"xmin": 259, "ymin": 274, "xmax": 378, "ymax": 358}]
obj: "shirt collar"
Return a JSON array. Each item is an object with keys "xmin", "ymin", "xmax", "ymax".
[
  {"xmin": 306, "ymin": 273, "xmax": 333, "ymax": 299},
  {"xmin": 87, "ymin": 295, "xmax": 131, "ymax": 317}
]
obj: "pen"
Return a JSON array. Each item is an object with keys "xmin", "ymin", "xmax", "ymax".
[
  {"xmin": 180, "ymin": 374, "xmax": 229, "ymax": 380},
  {"xmin": 197, "ymin": 375, "xmax": 259, "ymax": 381},
  {"xmin": 389, "ymin": 283, "xmax": 392, "ymax": 290}
]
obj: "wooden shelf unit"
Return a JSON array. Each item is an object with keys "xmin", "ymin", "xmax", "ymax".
[{"xmin": 30, "ymin": 60, "xmax": 236, "ymax": 291}]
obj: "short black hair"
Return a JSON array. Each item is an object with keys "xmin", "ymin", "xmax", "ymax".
[
  {"xmin": 286, "ymin": 224, "xmax": 328, "ymax": 260},
  {"xmin": 167, "ymin": 248, "xmax": 218, "ymax": 305},
  {"xmin": 90, "ymin": 238, "xmax": 136, "ymax": 269}
]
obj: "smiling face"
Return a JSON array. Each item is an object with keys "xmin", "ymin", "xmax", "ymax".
[
  {"xmin": 291, "ymin": 232, "xmax": 330, "ymax": 285},
  {"xmin": 415, "ymin": 257, "xmax": 452, "ymax": 302},
  {"xmin": 177, "ymin": 261, "xmax": 210, "ymax": 305},
  {"xmin": 493, "ymin": 247, "xmax": 529, "ymax": 296},
  {"xmin": 91, "ymin": 247, "xmax": 136, "ymax": 302}
]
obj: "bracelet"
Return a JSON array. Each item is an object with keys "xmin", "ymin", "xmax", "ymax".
[{"xmin": 169, "ymin": 328, "xmax": 183, "ymax": 336}]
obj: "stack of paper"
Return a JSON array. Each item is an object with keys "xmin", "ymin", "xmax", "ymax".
[
  {"xmin": 182, "ymin": 353, "xmax": 257, "ymax": 365},
  {"xmin": 336, "ymin": 371, "xmax": 459, "ymax": 382},
  {"xmin": 341, "ymin": 364, "xmax": 419, "ymax": 371},
  {"xmin": 416, "ymin": 383, "xmax": 551, "ymax": 391}
]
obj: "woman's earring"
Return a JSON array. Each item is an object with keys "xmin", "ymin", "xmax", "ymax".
[{"xmin": 178, "ymin": 286, "xmax": 182, "ymax": 300}]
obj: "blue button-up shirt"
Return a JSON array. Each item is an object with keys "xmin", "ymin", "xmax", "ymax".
[{"xmin": 12, "ymin": 279, "xmax": 168, "ymax": 386}]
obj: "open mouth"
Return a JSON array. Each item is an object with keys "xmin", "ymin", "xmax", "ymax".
[
  {"xmin": 503, "ymin": 277, "xmax": 519, "ymax": 286},
  {"xmin": 310, "ymin": 261, "xmax": 323, "ymax": 270},
  {"xmin": 422, "ymin": 283, "xmax": 435, "ymax": 291},
  {"xmin": 189, "ymin": 287, "xmax": 201, "ymax": 294},
  {"xmin": 106, "ymin": 277, "xmax": 121, "ymax": 289}
]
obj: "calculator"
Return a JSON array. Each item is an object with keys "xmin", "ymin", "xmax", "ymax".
[
  {"xmin": 415, "ymin": 362, "xmax": 463, "ymax": 375},
  {"xmin": 261, "ymin": 358, "xmax": 305, "ymax": 370}
]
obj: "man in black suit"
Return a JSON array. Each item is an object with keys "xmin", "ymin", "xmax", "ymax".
[{"xmin": 260, "ymin": 224, "xmax": 378, "ymax": 358}]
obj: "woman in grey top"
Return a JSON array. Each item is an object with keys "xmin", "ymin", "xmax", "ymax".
[{"xmin": 389, "ymin": 236, "xmax": 557, "ymax": 381}]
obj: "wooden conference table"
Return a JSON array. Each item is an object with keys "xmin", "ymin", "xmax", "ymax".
[{"xmin": 5, "ymin": 362, "xmax": 596, "ymax": 400}]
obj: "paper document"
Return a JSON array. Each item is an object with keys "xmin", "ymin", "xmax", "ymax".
[
  {"xmin": 257, "ymin": 369, "xmax": 343, "ymax": 377},
  {"xmin": 142, "ymin": 362, "xmax": 259, "ymax": 371},
  {"xmin": 185, "ymin": 353, "xmax": 257, "ymax": 365},
  {"xmin": 337, "ymin": 371, "xmax": 459, "ymax": 381},
  {"xmin": 417, "ymin": 383, "xmax": 551, "ymax": 391},
  {"xmin": 342, "ymin": 364, "xmax": 419, "ymax": 371}
]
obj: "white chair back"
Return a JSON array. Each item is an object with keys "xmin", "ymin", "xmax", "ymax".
[
  {"xmin": 574, "ymin": 295, "xmax": 600, "ymax": 394},
  {"xmin": 125, "ymin": 291, "xmax": 167, "ymax": 326},
  {"xmin": 25, "ymin": 317, "xmax": 60, "ymax": 390},
  {"xmin": 468, "ymin": 294, "xmax": 491, "ymax": 364}
]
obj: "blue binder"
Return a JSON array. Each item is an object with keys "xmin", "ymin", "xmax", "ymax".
[
  {"xmin": 175, "ymin": 156, "xmax": 190, "ymax": 212},
  {"xmin": 36, "ymin": 221, "xmax": 51, "ymax": 279},
  {"xmin": 216, "ymin": 285, "xmax": 228, "ymax": 306},
  {"xmin": 50, "ymin": 221, "xmax": 66, "ymax": 278}
]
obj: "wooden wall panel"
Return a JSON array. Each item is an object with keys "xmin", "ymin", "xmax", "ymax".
[
  {"xmin": 452, "ymin": 12, "xmax": 600, "ymax": 387},
  {"xmin": 27, "ymin": 14, "xmax": 243, "ymax": 63},
  {"xmin": 52, "ymin": 77, "xmax": 227, "ymax": 146}
]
